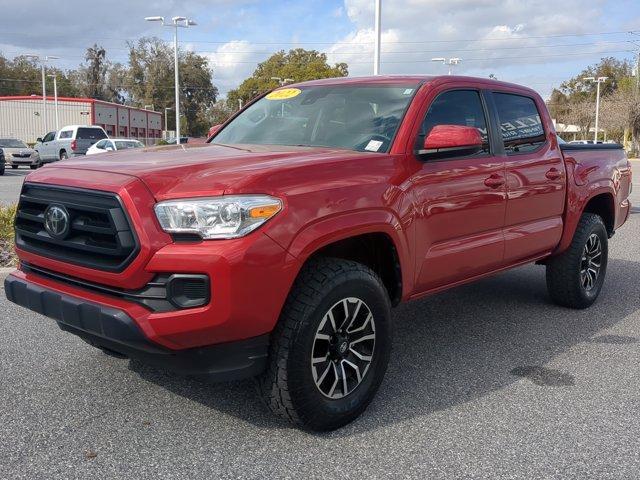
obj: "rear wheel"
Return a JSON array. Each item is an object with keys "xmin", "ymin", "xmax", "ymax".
[
  {"xmin": 257, "ymin": 257, "xmax": 392, "ymax": 431},
  {"xmin": 546, "ymin": 213, "xmax": 608, "ymax": 309},
  {"xmin": 59, "ymin": 150, "xmax": 68, "ymax": 161}
]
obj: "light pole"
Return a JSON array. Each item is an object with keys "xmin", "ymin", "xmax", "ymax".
[
  {"xmin": 145, "ymin": 15, "xmax": 197, "ymax": 144},
  {"xmin": 24, "ymin": 54, "xmax": 59, "ymax": 134},
  {"xmin": 47, "ymin": 73, "xmax": 59, "ymax": 131},
  {"xmin": 583, "ymin": 76, "xmax": 608, "ymax": 143},
  {"xmin": 164, "ymin": 107, "xmax": 172, "ymax": 135},
  {"xmin": 373, "ymin": 0, "xmax": 381, "ymax": 75},
  {"xmin": 270, "ymin": 77, "xmax": 295, "ymax": 86},
  {"xmin": 431, "ymin": 57, "xmax": 462, "ymax": 75}
]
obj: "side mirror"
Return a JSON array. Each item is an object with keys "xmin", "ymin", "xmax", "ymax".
[
  {"xmin": 208, "ymin": 124, "xmax": 222, "ymax": 138},
  {"xmin": 421, "ymin": 125, "xmax": 483, "ymax": 156},
  {"xmin": 36, "ymin": 137, "xmax": 43, "ymax": 143}
]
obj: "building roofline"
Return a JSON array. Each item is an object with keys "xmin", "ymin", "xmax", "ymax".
[{"xmin": 0, "ymin": 95, "xmax": 161, "ymax": 114}]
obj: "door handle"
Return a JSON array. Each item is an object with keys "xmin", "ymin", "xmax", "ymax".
[
  {"xmin": 545, "ymin": 168, "xmax": 562, "ymax": 180},
  {"xmin": 484, "ymin": 174, "xmax": 505, "ymax": 189}
]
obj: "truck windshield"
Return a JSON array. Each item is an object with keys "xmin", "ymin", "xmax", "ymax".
[{"xmin": 212, "ymin": 84, "xmax": 419, "ymax": 153}]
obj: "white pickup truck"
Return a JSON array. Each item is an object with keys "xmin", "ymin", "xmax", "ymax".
[{"xmin": 34, "ymin": 125, "xmax": 108, "ymax": 163}]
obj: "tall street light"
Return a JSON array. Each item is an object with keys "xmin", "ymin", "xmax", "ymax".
[
  {"xmin": 47, "ymin": 73, "xmax": 59, "ymax": 131},
  {"xmin": 373, "ymin": 0, "xmax": 381, "ymax": 75},
  {"xmin": 164, "ymin": 107, "xmax": 172, "ymax": 134},
  {"xmin": 24, "ymin": 54, "xmax": 60, "ymax": 134},
  {"xmin": 431, "ymin": 57, "xmax": 462, "ymax": 75},
  {"xmin": 583, "ymin": 76, "xmax": 608, "ymax": 143},
  {"xmin": 270, "ymin": 77, "xmax": 294, "ymax": 86},
  {"xmin": 145, "ymin": 15, "xmax": 197, "ymax": 145}
]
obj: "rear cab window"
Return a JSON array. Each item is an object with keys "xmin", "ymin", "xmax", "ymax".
[
  {"xmin": 493, "ymin": 93, "xmax": 546, "ymax": 154},
  {"xmin": 58, "ymin": 130, "xmax": 73, "ymax": 139},
  {"xmin": 77, "ymin": 128, "xmax": 107, "ymax": 140}
]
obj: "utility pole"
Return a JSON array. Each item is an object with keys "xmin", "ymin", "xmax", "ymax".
[
  {"xmin": 373, "ymin": 0, "xmax": 381, "ymax": 75},
  {"xmin": 583, "ymin": 76, "xmax": 608, "ymax": 143},
  {"xmin": 145, "ymin": 15, "xmax": 197, "ymax": 144},
  {"xmin": 47, "ymin": 73, "xmax": 59, "ymax": 131}
]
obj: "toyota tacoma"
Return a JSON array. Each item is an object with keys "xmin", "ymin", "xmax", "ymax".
[{"xmin": 5, "ymin": 76, "xmax": 633, "ymax": 430}]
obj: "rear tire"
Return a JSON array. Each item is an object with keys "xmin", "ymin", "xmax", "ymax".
[
  {"xmin": 59, "ymin": 150, "xmax": 68, "ymax": 161},
  {"xmin": 546, "ymin": 213, "xmax": 608, "ymax": 309},
  {"xmin": 257, "ymin": 257, "xmax": 392, "ymax": 431}
]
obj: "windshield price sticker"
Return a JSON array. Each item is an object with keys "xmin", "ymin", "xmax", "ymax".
[
  {"xmin": 364, "ymin": 140, "xmax": 384, "ymax": 152},
  {"xmin": 266, "ymin": 88, "xmax": 302, "ymax": 100}
]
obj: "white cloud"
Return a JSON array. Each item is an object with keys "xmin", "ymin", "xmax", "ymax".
[
  {"xmin": 329, "ymin": 0, "xmax": 621, "ymax": 94},
  {"xmin": 204, "ymin": 40, "xmax": 267, "ymax": 95}
]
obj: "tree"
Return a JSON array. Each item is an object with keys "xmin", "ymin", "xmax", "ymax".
[
  {"xmin": 127, "ymin": 37, "xmax": 218, "ymax": 136},
  {"xmin": 227, "ymin": 49, "xmax": 348, "ymax": 107},
  {"xmin": 206, "ymin": 99, "xmax": 236, "ymax": 126},
  {"xmin": 84, "ymin": 44, "xmax": 107, "ymax": 99},
  {"xmin": 0, "ymin": 53, "xmax": 79, "ymax": 97},
  {"xmin": 547, "ymin": 57, "xmax": 637, "ymax": 144},
  {"xmin": 181, "ymin": 52, "xmax": 218, "ymax": 136}
]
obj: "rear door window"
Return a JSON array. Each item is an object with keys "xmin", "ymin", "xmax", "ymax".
[
  {"xmin": 77, "ymin": 128, "xmax": 107, "ymax": 140},
  {"xmin": 59, "ymin": 130, "xmax": 73, "ymax": 139},
  {"xmin": 493, "ymin": 93, "xmax": 546, "ymax": 154}
]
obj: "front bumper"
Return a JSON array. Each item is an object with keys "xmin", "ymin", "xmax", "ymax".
[
  {"xmin": 6, "ymin": 157, "xmax": 38, "ymax": 166},
  {"xmin": 5, "ymin": 274, "xmax": 269, "ymax": 381}
]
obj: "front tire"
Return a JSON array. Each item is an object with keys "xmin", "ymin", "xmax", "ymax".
[
  {"xmin": 11, "ymin": 165, "xmax": 18, "ymax": 169},
  {"xmin": 546, "ymin": 213, "xmax": 608, "ymax": 309},
  {"xmin": 257, "ymin": 258, "xmax": 392, "ymax": 431}
]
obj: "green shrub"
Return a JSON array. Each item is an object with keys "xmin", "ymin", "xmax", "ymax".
[{"xmin": 0, "ymin": 204, "xmax": 17, "ymax": 267}]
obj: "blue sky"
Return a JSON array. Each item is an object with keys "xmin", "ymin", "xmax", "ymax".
[{"xmin": 1, "ymin": 0, "xmax": 639, "ymax": 98}]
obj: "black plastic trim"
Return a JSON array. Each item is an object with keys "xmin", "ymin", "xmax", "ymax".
[
  {"xmin": 560, "ymin": 143, "xmax": 623, "ymax": 151},
  {"xmin": 21, "ymin": 263, "xmax": 209, "ymax": 312},
  {"xmin": 4, "ymin": 274, "xmax": 268, "ymax": 381},
  {"xmin": 15, "ymin": 183, "xmax": 140, "ymax": 272}
]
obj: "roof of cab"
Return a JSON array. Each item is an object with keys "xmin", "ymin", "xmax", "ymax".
[{"xmin": 287, "ymin": 75, "xmax": 540, "ymax": 97}]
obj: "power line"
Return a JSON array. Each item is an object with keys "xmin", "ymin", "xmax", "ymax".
[
  {"xmin": 0, "ymin": 28, "xmax": 636, "ymax": 47},
  {"xmin": 3, "ymin": 45, "xmax": 635, "ymax": 64}
]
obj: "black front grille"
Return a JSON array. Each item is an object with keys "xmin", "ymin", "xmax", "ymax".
[{"xmin": 15, "ymin": 184, "xmax": 139, "ymax": 272}]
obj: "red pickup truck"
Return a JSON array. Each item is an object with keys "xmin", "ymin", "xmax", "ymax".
[{"xmin": 5, "ymin": 76, "xmax": 632, "ymax": 431}]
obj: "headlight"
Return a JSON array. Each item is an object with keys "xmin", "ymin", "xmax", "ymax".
[{"xmin": 154, "ymin": 195, "xmax": 282, "ymax": 239}]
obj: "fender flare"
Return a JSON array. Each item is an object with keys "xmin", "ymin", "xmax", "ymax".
[
  {"xmin": 554, "ymin": 184, "xmax": 616, "ymax": 255},
  {"xmin": 286, "ymin": 208, "xmax": 414, "ymax": 298}
]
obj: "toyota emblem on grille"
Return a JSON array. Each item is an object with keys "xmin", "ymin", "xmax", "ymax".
[{"xmin": 44, "ymin": 205, "xmax": 70, "ymax": 239}]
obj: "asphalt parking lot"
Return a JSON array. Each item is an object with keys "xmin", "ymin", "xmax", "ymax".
[
  {"xmin": 0, "ymin": 166, "xmax": 639, "ymax": 479},
  {"xmin": 0, "ymin": 168, "xmax": 29, "ymax": 204}
]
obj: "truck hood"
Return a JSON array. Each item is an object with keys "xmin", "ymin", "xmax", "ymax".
[{"xmin": 41, "ymin": 143, "xmax": 375, "ymax": 200}]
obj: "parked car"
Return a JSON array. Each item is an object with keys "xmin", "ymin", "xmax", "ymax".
[
  {"xmin": 34, "ymin": 125, "xmax": 108, "ymax": 162},
  {"xmin": 569, "ymin": 139, "xmax": 603, "ymax": 145},
  {"xmin": 86, "ymin": 138, "xmax": 145, "ymax": 156},
  {"xmin": 0, "ymin": 138, "xmax": 40, "ymax": 169},
  {"xmin": 5, "ymin": 76, "xmax": 633, "ymax": 431}
]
